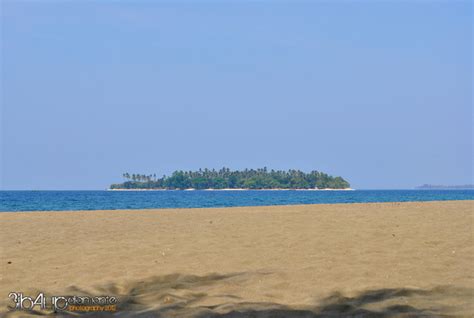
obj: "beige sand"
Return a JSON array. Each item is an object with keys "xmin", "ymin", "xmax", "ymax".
[{"xmin": 0, "ymin": 201, "xmax": 473, "ymax": 317}]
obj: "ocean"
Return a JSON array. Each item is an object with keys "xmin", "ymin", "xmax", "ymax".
[{"xmin": 0, "ymin": 189, "xmax": 473, "ymax": 212}]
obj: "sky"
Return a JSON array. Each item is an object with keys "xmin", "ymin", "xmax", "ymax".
[{"xmin": 1, "ymin": 1, "xmax": 472, "ymax": 190}]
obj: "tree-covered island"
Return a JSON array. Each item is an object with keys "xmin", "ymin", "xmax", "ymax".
[{"xmin": 110, "ymin": 168, "xmax": 350, "ymax": 190}]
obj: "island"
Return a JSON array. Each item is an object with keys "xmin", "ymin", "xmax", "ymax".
[
  {"xmin": 415, "ymin": 184, "xmax": 474, "ymax": 190},
  {"xmin": 109, "ymin": 168, "xmax": 351, "ymax": 190}
]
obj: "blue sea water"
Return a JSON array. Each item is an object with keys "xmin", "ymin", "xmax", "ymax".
[{"xmin": 0, "ymin": 190, "xmax": 473, "ymax": 212}]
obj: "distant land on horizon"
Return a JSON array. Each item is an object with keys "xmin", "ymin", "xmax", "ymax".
[
  {"xmin": 110, "ymin": 168, "xmax": 351, "ymax": 190},
  {"xmin": 415, "ymin": 184, "xmax": 474, "ymax": 190}
]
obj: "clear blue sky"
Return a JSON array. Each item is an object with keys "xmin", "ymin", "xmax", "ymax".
[{"xmin": 1, "ymin": 1, "xmax": 472, "ymax": 190}]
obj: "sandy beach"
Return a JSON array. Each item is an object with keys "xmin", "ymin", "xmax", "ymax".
[{"xmin": 1, "ymin": 200, "xmax": 473, "ymax": 317}]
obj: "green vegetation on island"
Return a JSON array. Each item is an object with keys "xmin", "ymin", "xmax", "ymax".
[{"xmin": 110, "ymin": 168, "xmax": 350, "ymax": 190}]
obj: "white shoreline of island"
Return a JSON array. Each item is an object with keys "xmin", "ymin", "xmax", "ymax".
[{"xmin": 107, "ymin": 188, "xmax": 355, "ymax": 191}]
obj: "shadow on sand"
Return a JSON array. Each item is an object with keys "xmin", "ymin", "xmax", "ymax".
[{"xmin": 5, "ymin": 272, "xmax": 472, "ymax": 317}]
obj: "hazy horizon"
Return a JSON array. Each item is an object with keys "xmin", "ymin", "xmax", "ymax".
[{"xmin": 1, "ymin": 1, "xmax": 472, "ymax": 190}]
